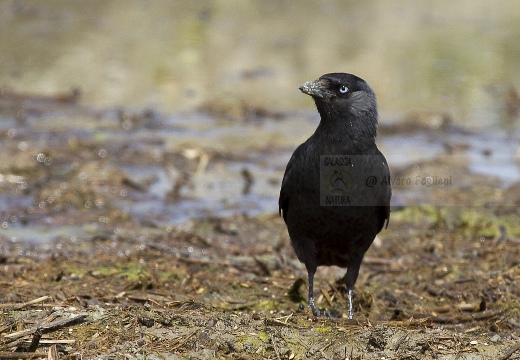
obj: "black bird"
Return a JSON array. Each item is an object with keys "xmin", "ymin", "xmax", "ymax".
[{"xmin": 279, "ymin": 73, "xmax": 391, "ymax": 318}]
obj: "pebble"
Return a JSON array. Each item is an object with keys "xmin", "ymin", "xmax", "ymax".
[{"xmin": 490, "ymin": 334, "xmax": 501, "ymax": 343}]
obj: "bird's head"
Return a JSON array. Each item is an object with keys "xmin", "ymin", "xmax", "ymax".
[{"xmin": 300, "ymin": 73, "xmax": 378, "ymax": 141}]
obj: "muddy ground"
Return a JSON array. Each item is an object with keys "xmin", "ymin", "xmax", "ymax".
[{"xmin": 1, "ymin": 93, "xmax": 520, "ymax": 359}]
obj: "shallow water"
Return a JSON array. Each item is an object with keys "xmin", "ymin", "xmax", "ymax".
[
  {"xmin": 1, "ymin": 1, "xmax": 520, "ymax": 128},
  {"xmin": 1, "ymin": 2, "xmax": 520, "ymax": 244},
  {"xmin": 0, "ymin": 110, "xmax": 519, "ymax": 244}
]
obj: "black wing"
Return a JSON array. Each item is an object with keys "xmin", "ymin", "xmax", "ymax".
[
  {"xmin": 278, "ymin": 144, "xmax": 305, "ymax": 223},
  {"xmin": 377, "ymin": 149, "xmax": 392, "ymax": 231}
]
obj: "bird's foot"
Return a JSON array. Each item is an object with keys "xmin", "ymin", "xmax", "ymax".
[
  {"xmin": 310, "ymin": 303, "xmax": 321, "ymax": 316},
  {"xmin": 297, "ymin": 302, "xmax": 329, "ymax": 317},
  {"xmin": 346, "ymin": 308, "xmax": 354, "ymax": 320},
  {"xmin": 308, "ymin": 300, "xmax": 330, "ymax": 317},
  {"xmin": 311, "ymin": 305, "xmax": 330, "ymax": 317}
]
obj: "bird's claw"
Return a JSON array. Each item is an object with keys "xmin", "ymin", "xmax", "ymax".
[
  {"xmin": 310, "ymin": 304, "xmax": 330, "ymax": 317},
  {"xmin": 346, "ymin": 309, "xmax": 354, "ymax": 320},
  {"xmin": 297, "ymin": 303, "xmax": 330, "ymax": 317}
]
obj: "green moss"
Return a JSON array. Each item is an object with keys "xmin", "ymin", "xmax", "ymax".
[
  {"xmin": 391, "ymin": 205, "xmax": 441, "ymax": 224},
  {"xmin": 449, "ymin": 208, "xmax": 499, "ymax": 238},
  {"xmin": 66, "ymin": 262, "xmax": 150, "ymax": 282},
  {"xmin": 233, "ymin": 333, "xmax": 265, "ymax": 351},
  {"xmin": 157, "ymin": 271, "xmax": 182, "ymax": 282},
  {"xmin": 499, "ymin": 214, "xmax": 520, "ymax": 237},
  {"xmin": 252, "ymin": 300, "xmax": 284, "ymax": 311},
  {"xmin": 63, "ymin": 266, "xmax": 86, "ymax": 277},
  {"xmin": 314, "ymin": 325, "xmax": 332, "ymax": 333},
  {"xmin": 68, "ymin": 136, "xmax": 79, "ymax": 151},
  {"xmin": 93, "ymin": 132, "xmax": 108, "ymax": 142},
  {"xmin": 392, "ymin": 206, "xmax": 509, "ymax": 239},
  {"xmin": 258, "ymin": 331, "xmax": 270, "ymax": 342}
]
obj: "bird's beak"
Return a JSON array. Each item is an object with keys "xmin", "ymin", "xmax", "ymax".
[{"xmin": 299, "ymin": 79, "xmax": 334, "ymax": 99}]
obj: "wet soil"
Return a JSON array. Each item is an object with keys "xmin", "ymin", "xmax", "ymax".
[
  {"xmin": 1, "ymin": 210, "xmax": 520, "ymax": 359},
  {"xmin": 1, "ymin": 94, "xmax": 520, "ymax": 359}
]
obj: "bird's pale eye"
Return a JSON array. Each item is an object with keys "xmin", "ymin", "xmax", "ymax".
[{"xmin": 339, "ymin": 85, "xmax": 349, "ymax": 94}]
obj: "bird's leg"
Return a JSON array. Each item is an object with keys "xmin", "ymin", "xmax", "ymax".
[
  {"xmin": 307, "ymin": 270, "xmax": 320, "ymax": 316},
  {"xmin": 343, "ymin": 261, "xmax": 362, "ymax": 320},
  {"xmin": 347, "ymin": 288, "xmax": 354, "ymax": 320}
]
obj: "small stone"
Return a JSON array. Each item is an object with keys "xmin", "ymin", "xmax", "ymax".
[{"xmin": 490, "ymin": 334, "xmax": 501, "ymax": 343}]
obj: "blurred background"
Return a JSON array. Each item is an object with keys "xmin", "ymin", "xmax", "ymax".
[
  {"xmin": 1, "ymin": 0, "xmax": 520, "ymax": 242},
  {"xmin": 2, "ymin": 0, "xmax": 520, "ymax": 124}
]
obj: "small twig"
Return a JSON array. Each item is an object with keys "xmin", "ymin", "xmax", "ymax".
[
  {"xmin": 27, "ymin": 328, "xmax": 42, "ymax": 352},
  {"xmin": 1, "ymin": 296, "xmax": 52, "ymax": 310},
  {"xmin": 264, "ymin": 318, "xmax": 290, "ymax": 327},
  {"xmin": 0, "ymin": 322, "xmax": 15, "ymax": 335},
  {"xmin": 386, "ymin": 318, "xmax": 430, "ymax": 327},
  {"xmin": 320, "ymin": 288, "xmax": 334, "ymax": 308},
  {"xmin": 321, "ymin": 339, "xmax": 335, "ymax": 353},
  {"xmin": 4, "ymin": 314, "xmax": 86, "ymax": 340},
  {"xmin": 147, "ymin": 298, "xmax": 168, "ymax": 309},
  {"xmin": 453, "ymin": 277, "xmax": 475, "ymax": 284},
  {"xmin": 0, "ymin": 353, "xmax": 47, "ymax": 359},
  {"xmin": 508, "ymin": 319, "xmax": 520, "ymax": 329},
  {"xmin": 394, "ymin": 333, "xmax": 409, "ymax": 351},
  {"xmin": 171, "ymin": 330, "xmax": 198, "ymax": 351},
  {"xmin": 270, "ymin": 336, "xmax": 281, "ymax": 360},
  {"xmin": 47, "ymin": 344, "xmax": 58, "ymax": 360},
  {"xmin": 500, "ymin": 341, "xmax": 520, "ymax": 360},
  {"xmin": 327, "ymin": 281, "xmax": 346, "ymax": 305},
  {"xmin": 456, "ymin": 303, "xmax": 479, "ymax": 312},
  {"xmin": 473, "ymin": 309, "xmax": 503, "ymax": 320},
  {"xmin": 274, "ymin": 313, "xmax": 293, "ymax": 324},
  {"xmin": 463, "ymin": 327, "xmax": 479, "ymax": 333},
  {"xmin": 25, "ymin": 340, "xmax": 75, "ymax": 345}
]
